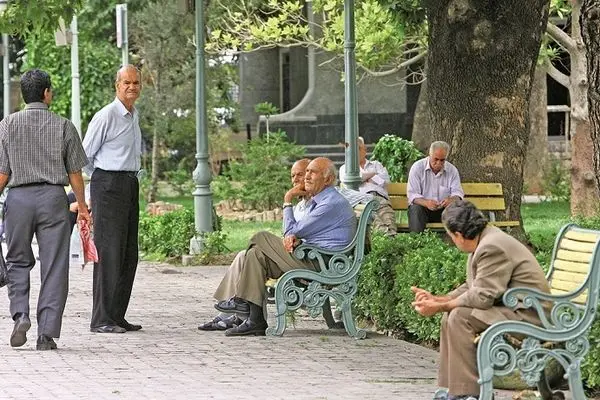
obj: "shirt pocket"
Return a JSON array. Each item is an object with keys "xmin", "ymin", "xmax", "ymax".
[{"xmin": 439, "ymin": 185, "xmax": 451, "ymax": 198}]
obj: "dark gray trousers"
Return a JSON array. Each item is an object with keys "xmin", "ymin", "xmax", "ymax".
[
  {"xmin": 408, "ymin": 204, "xmax": 444, "ymax": 233},
  {"xmin": 90, "ymin": 169, "xmax": 139, "ymax": 329},
  {"xmin": 5, "ymin": 184, "xmax": 71, "ymax": 338}
]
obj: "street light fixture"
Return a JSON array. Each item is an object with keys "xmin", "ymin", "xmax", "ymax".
[
  {"xmin": 0, "ymin": 0, "xmax": 8, "ymax": 13},
  {"xmin": 1, "ymin": 0, "xmax": 10, "ymax": 120}
]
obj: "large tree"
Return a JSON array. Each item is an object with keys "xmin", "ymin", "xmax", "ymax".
[
  {"xmin": 425, "ymin": 0, "xmax": 550, "ymax": 226},
  {"xmin": 581, "ymin": 0, "xmax": 600, "ymax": 194}
]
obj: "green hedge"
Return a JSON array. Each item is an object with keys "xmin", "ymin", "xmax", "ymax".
[
  {"xmin": 139, "ymin": 208, "xmax": 196, "ymax": 259},
  {"xmin": 355, "ymin": 232, "xmax": 467, "ymax": 342}
]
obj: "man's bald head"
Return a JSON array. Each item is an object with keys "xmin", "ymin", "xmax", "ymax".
[
  {"xmin": 291, "ymin": 158, "xmax": 311, "ymax": 187},
  {"xmin": 304, "ymin": 157, "xmax": 336, "ymax": 195}
]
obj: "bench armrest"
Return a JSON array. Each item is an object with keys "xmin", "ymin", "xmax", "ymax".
[{"xmin": 503, "ymin": 287, "xmax": 586, "ymax": 331}]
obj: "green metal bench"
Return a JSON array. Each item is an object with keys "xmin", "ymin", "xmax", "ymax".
[
  {"xmin": 476, "ymin": 223, "xmax": 600, "ymax": 400},
  {"xmin": 265, "ymin": 199, "xmax": 377, "ymax": 339}
]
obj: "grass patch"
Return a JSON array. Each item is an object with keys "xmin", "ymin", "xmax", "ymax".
[
  {"xmin": 222, "ymin": 219, "xmax": 281, "ymax": 252},
  {"xmin": 522, "ymin": 201, "xmax": 570, "ymax": 269}
]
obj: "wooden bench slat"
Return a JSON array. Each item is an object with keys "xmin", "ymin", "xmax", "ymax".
[
  {"xmin": 550, "ymin": 278, "xmax": 585, "ymax": 293},
  {"xmin": 559, "ymin": 238, "xmax": 598, "ymax": 253},
  {"xmin": 390, "ymin": 196, "xmax": 507, "ymax": 211},
  {"xmin": 550, "ymin": 288, "xmax": 588, "ymax": 305},
  {"xmin": 387, "ymin": 182, "xmax": 504, "ymax": 196},
  {"xmin": 556, "ymin": 249, "xmax": 593, "ymax": 263},
  {"xmin": 552, "ymin": 270, "xmax": 589, "ymax": 284},
  {"xmin": 564, "ymin": 230, "xmax": 600, "ymax": 243},
  {"xmin": 553, "ymin": 259, "xmax": 592, "ymax": 274},
  {"xmin": 397, "ymin": 221, "xmax": 520, "ymax": 230}
]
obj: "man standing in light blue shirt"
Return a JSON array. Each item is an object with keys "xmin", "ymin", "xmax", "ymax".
[
  {"xmin": 213, "ymin": 157, "xmax": 356, "ymax": 337},
  {"xmin": 82, "ymin": 65, "xmax": 143, "ymax": 334},
  {"xmin": 407, "ymin": 141, "xmax": 464, "ymax": 232}
]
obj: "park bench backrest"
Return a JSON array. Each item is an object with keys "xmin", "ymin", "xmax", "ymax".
[
  {"xmin": 387, "ymin": 182, "xmax": 506, "ymax": 215},
  {"xmin": 547, "ymin": 224, "xmax": 600, "ymax": 310}
]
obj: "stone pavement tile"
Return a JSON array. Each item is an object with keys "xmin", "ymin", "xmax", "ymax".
[{"xmin": 0, "ymin": 261, "xmax": 574, "ymax": 400}]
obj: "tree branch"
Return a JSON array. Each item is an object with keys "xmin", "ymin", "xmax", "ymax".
[
  {"xmin": 546, "ymin": 60, "xmax": 570, "ymax": 89},
  {"xmin": 546, "ymin": 22, "xmax": 577, "ymax": 54},
  {"xmin": 358, "ymin": 51, "xmax": 427, "ymax": 77}
]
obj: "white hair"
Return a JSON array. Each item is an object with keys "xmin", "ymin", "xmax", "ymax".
[{"xmin": 430, "ymin": 141, "xmax": 450, "ymax": 154}]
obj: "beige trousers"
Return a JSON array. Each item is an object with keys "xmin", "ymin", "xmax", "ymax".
[
  {"xmin": 213, "ymin": 231, "xmax": 318, "ymax": 307},
  {"xmin": 438, "ymin": 306, "xmax": 537, "ymax": 396},
  {"xmin": 371, "ymin": 194, "xmax": 397, "ymax": 236}
]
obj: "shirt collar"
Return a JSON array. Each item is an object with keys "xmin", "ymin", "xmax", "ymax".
[
  {"xmin": 113, "ymin": 97, "xmax": 137, "ymax": 117},
  {"xmin": 425, "ymin": 157, "xmax": 445, "ymax": 174},
  {"xmin": 24, "ymin": 102, "xmax": 48, "ymax": 110},
  {"xmin": 312, "ymin": 186, "xmax": 335, "ymax": 204}
]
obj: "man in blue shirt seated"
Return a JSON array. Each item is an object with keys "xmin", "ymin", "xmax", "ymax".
[{"xmin": 212, "ymin": 157, "xmax": 357, "ymax": 336}]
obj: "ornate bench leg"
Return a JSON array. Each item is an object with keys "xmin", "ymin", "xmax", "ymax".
[
  {"xmin": 339, "ymin": 298, "xmax": 366, "ymax": 339},
  {"xmin": 537, "ymin": 370, "xmax": 565, "ymax": 400},
  {"xmin": 265, "ymin": 294, "xmax": 288, "ymax": 337},
  {"xmin": 322, "ymin": 297, "xmax": 344, "ymax": 330},
  {"xmin": 566, "ymin": 361, "xmax": 586, "ymax": 400}
]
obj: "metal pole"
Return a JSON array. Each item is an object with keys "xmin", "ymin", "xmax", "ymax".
[
  {"xmin": 70, "ymin": 16, "xmax": 81, "ymax": 137},
  {"xmin": 190, "ymin": 0, "xmax": 213, "ymax": 254},
  {"xmin": 2, "ymin": 34, "xmax": 9, "ymax": 119},
  {"xmin": 121, "ymin": 4, "xmax": 129, "ymax": 66},
  {"xmin": 342, "ymin": 0, "xmax": 360, "ymax": 190}
]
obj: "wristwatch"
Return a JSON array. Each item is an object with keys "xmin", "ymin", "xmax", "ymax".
[{"xmin": 282, "ymin": 202, "xmax": 293, "ymax": 209}]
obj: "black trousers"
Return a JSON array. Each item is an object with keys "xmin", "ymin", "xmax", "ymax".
[
  {"xmin": 408, "ymin": 204, "xmax": 443, "ymax": 233},
  {"xmin": 90, "ymin": 169, "xmax": 139, "ymax": 328}
]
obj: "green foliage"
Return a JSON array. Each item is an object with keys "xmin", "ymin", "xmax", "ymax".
[
  {"xmin": 221, "ymin": 131, "xmax": 305, "ymax": 210},
  {"xmin": 164, "ymin": 167, "xmax": 194, "ymax": 197},
  {"xmin": 371, "ymin": 134, "xmax": 423, "ymax": 182},
  {"xmin": 355, "ymin": 232, "xmax": 466, "ymax": 342},
  {"xmin": 0, "ymin": 0, "xmax": 84, "ymax": 35},
  {"xmin": 254, "ymin": 101, "xmax": 279, "ymax": 116},
  {"xmin": 541, "ymin": 155, "xmax": 571, "ymax": 202},
  {"xmin": 196, "ymin": 231, "xmax": 230, "ymax": 265},
  {"xmin": 139, "ymin": 208, "xmax": 197, "ymax": 259}
]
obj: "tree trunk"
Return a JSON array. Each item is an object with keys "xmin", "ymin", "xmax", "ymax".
[
  {"xmin": 580, "ymin": 0, "xmax": 600, "ymax": 213},
  {"xmin": 149, "ymin": 124, "xmax": 160, "ymax": 203},
  {"xmin": 425, "ymin": 0, "xmax": 550, "ymax": 226},
  {"xmin": 411, "ymin": 67, "xmax": 433, "ymax": 153},
  {"xmin": 523, "ymin": 64, "xmax": 548, "ymax": 195},
  {"xmin": 568, "ymin": 0, "xmax": 599, "ymax": 216}
]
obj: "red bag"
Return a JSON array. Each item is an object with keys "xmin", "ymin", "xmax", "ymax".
[{"xmin": 78, "ymin": 220, "xmax": 99, "ymax": 265}]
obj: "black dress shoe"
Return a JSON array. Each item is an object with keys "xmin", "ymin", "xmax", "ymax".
[
  {"xmin": 10, "ymin": 313, "xmax": 31, "ymax": 347},
  {"xmin": 214, "ymin": 297, "xmax": 250, "ymax": 314},
  {"xmin": 90, "ymin": 325, "xmax": 127, "ymax": 333},
  {"xmin": 36, "ymin": 335, "xmax": 58, "ymax": 351},
  {"xmin": 121, "ymin": 322, "xmax": 143, "ymax": 331},
  {"xmin": 225, "ymin": 319, "xmax": 267, "ymax": 336}
]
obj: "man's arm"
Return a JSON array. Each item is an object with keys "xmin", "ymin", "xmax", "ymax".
[
  {"xmin": 81, "ymin": 114, "xmax": 107, "ymax": 176},
  {"xmin": 362, "ymin": 161, "xmax": 390, "ymax": 187},
  {"xmin": 0, "ymin": 173, "xmax": 8, "ymax": 193},
  {"xmin": 68, "ymin": 171, "xmax": 91, "ymax": 226}
]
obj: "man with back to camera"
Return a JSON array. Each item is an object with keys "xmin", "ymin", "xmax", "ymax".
[
  {"xmin": 406, "ymin": 141, "xmax": 464, "ymax": 233},
  {"xmin": 0, "ymin": 69, "xmax": 90, "ymax": 350}
]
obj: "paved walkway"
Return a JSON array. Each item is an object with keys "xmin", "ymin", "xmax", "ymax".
[{"xmin": 0, "ymin": 260, "xmax": 569, "ymax": 400}]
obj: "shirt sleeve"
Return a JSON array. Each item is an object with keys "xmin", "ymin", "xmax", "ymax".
[
  {"xmin": 368, "ymin": 161, "xmax": 389, "ymax": 187},
  {"xmin": 82, "ymin": 113, "xmax": 107, "ymax": 176},
  {"xmin": 0, "ymin": 121, "xmax": 10, "ymax": 175},
  {"xmin": 407, "ymin": 162, "xmax": 423, "ymax": 205},
  {"xmin": 454, "ymin": 245, "xmax": 513, "ymax": 310},
  {"xmin": 63, "ymin": 121, "xmax": 89, "ymax": 173},
  {"xmin": 284, "ymin": 199, "xmax": 336, "ymax": 238},
  {"xmin": 339, "ymin": 164, "xmax": 346, "ymax": 186},
  {"xmin": 448, "ymin": 164, "xmax": 464, "ymax": 199}
]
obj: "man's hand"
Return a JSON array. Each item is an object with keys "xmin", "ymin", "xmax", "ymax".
[
  {"xmin": 284, "ymin": 184, "xmax": 308, "ymax": 203},
  {"xmin": 421, "ymin": 199, "xmax": 441, "ymax": 211},
  {"xmin": 77, "ymin": 206, "xmax": 92, "ymax": 227},
  {"xmin": 361, "ymin": 171, "xmax": 376, "ymax": 183},
  {"xmin": 412, "ymin": 299, "xmax": 441, "ymax": 317},
  {"xmin": 283, "ymin": 235, "xmax": 300, "ymax": 252},
  {"xmin": 411, "ymin": 286, "xmax": 434, "ymax": 302},
  {"xmin": 439, "ymin": 196, "xmax": 458, "ymax": 209}
]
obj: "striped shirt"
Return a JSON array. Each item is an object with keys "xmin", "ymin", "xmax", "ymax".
[
  {"xmin": 407, "ymin": 157, "xmax": 464, "ymax": 205},
  {"xmin": 82, "ymin": 98, "xmax": 142, "ymax": 176},
  {"xmin": 0, "ymin": 102, "xmax": 88, "ymax": 188},
  {"xmin": 283, "ymin": 186, "xmax": 357, "ymax": 250}
]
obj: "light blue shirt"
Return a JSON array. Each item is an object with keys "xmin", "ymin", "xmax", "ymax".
[
  {"xmin": 407, "ymin": 157, "xmax": 464, "ymax": 205},
  {"xmin": 82, "ymin": 98, "xmax": 142, "ymax": 176},
  {"xmin": 283, "ymin": 186, "xmax": 357, "ymax": 250}
]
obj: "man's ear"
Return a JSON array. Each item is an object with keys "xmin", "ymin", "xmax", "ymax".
[{"xmin": 325, "ymin": 173, "xmax": 335, "ymax": 186}]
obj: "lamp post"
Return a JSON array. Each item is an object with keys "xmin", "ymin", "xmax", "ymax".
[
  {"xmin": 116, "ymin": 4, "xmax": 129, "ymax": 66},
  {"xmin": 190, "ymin": 0, "xmax": 213, "ymax": 254},
  {"xmin": 1, "ymin": 0, "xmax": 9, "ymax": 120},
  {"xmin": 55, "ymin": 16, "xmax": 81, "ymax": 137},
  {"xmin": 341, "ymin": 0, "xmax": 360, "ymax": 190}
]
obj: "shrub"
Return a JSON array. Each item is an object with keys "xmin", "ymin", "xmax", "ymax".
[
  {"xmin": 541, "ymin": 155, "xmax": 570, "ymax": 202},
  {"xmin": 139, "ymin": 208, "xmax": 197, "ymax": 259},
  {"xmin": 196, "ymin": 231, "xmax": 230, "ymax": 265},
  {"xmin": 355, "ymin": 231, "xmax": 466, "ymax": 343},
  {"xmin": 221, "ymin": 130, "xmax": 304, "ymax": 210},
  {"xmin": 371, "ymin": 134, "xmax": 423, "ymax": 182}
]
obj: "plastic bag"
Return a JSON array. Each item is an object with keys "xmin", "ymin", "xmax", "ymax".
[
  {"xmin": 79, "ymin": 220, "xmax": 99, "ymax": 266},
  {"xmin": 70, "ymin": 225, "xmax": 84, "ymax": 268}
]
